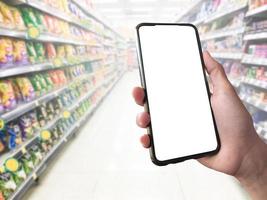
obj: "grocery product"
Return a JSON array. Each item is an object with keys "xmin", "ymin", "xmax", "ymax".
[
  {"xmin": 20, "ymin": 7, "xmax": 39, "ymax": 28},
  {"xmin": 10, "ymin": 7, "xmax": 26, "ymax": 30},
  {"xmin": 19, "ymin": 153, "xmax": 34, "ymax": 175},
  {"xmin": 14, "ymin": 77, "xmax": 35, "ymax": 102},
  {"xmin": 26, "ymin": 42, "xmax": 38, "ymax": 63},
  {"xmin": 6, "ymin": 120, "xmax": 23, "ymax": 150},
  {"xmin": 0, "ymin": 2, "xmax": 14, "ymax": 29},
  {"xmin": 19, "ymin": 114, "xmax": 34, "ymax": 140},
  {"xmin": 0, "ymin": 80, "xmax": 17, "ymax": 112},
  {"xmin": 33, "ymin": 42, "xmax": 46, "ymax": 62},
  {"xmin": 28, "ymin": 110, "xmax": 40, "ymax": 132},
  {"xmin": 0, "ymin": 38, "xmax": 13, "ymax": 68},
  {"xmin": 13, "ymin": 40, "xmax": 28, "ymax": 65},
  {"xmin": 0, "ymin": 171, "xmax": 17, "ymax": 199},
  {"xmin": 36, "ymin": 104, "xmax": 48, "ymax": 127},
  {"xmin": 45, "ymin": 43, "xmax": 57, "ymax": 60}
]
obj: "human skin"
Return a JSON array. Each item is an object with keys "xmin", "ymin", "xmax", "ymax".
[{"xmin": 132, "ymin": 52, "xmax": 267, "ymax": 200}]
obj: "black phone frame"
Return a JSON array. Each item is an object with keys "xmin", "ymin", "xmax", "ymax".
[{"xmin": 136, "ymin": 23, "xmax": 221, "ymax": 166}]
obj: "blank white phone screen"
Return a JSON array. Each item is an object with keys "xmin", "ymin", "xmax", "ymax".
[{"xmin": 138, "ymin": 25, "xmax": 218, "ymax": 161}]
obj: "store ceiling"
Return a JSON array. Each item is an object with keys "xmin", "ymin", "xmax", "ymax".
[{"xmin": 94, "ymin": 0, "xmax": 194, "ymax": 28}]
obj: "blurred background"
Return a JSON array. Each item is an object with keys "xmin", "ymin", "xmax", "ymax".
[{"xmin": 0, "ymin": 0, "xmax": 266, "ymax": 199}]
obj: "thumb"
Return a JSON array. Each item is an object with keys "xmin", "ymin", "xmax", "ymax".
[{"xmin": 203, "ymin": 51, "xmax": 230, "ymax": 90}]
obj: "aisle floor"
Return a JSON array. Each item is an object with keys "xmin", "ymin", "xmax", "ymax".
[{"xmin": 24, "ymin": 71, "xmax": 250, "ymax": 200}]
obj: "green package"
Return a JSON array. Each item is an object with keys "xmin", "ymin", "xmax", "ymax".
[
  {"xmin": 43, "ymin": 73, "xmax": 53, "ymax": 91},
  {"xmin": 26, "ymin": 42, "xmax": 37, "ymax": 63},
  {"xmin": 33, "ymin": 9, "xmax": 46, "ymax": 32},
  {"xmin": 20, "ymin": 153, "xmax": 34, "ymax": 175},
  {"xmin": 20, "ymin": 7, "xmax": 39, "ymax": 28},
  {"xmin": 0, "ymin": 172, "xmax": 17, "ymax": 199},
  {"xmin": 30, "ymin": 74, "xmax": 42, "ymax": 96},
  {"xmin": 34, "ymin": 42, "xmax": 45, "ymax": 62},
  {"xmin": 11, "ymin": 166, "xmax": 27, "ymax": 186}
]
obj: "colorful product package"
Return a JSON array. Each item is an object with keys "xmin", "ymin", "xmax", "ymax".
[
  {"xmin": 28, "ymin": 110, "xmax": 40, "ymax": 133},
  {"xmin": 29, "ymin": 74, "xmax": 43, "ymax": 97},
  {"xmin": 45, "ymin": 43, "xmax": 57, "ymax": 60},
  {"xmin": 19, "ymin": 153, "xmax": 34, "ymax": 175},
  {"xmin": 19, "ymin": 114, "xmax": 34, "ymax": 140},
  {"xmin": 0, "ymin": 2, "xmax": 14, "ymax": 29},
  {"xmin": 20, "ymin": 7, "xmax": 39, "ymax": 29},
  {"xmin": 0, "ymin": 171, "xmax": 17, "ymax": 199},
  {"xmin": 33, "ymin": 9, "xmax": 47, "ymax": 32},
  {"xmin": 0, "ymin": 80, "xmax": 17, "ymax": 112},
  {"xmin": 36, "ymin": 104, "xmax": 48, "ymax": 127},
  {"xmin": 6, "ymin": 120, "xmax": 23, "ymax": 150},
  {"xmin": 0, "ymin": 129, "xmax": 7, "ymax": 153},
  {"xmin": 0, "ymin": 38, "xmax": 14, "ymax": 68},
  {"xmin": 33, "ymin": 42, "xmax": 46, "ymax": 62},
  {"xmin": 15, "ymin": 77, "xmax": 35, "ymax": 102},
  {"xmin": 46, "ymin": 101, "xmax": 55, "ymax": 121},
  {"xmin": 10, "ymin": 8, "xmax": 26, "ymax": 30},
  {"xmin": 12, "ymin": 164, "xmax": 27, "ymax": 186},
  {"xmin": 43, "ymin": 73, "xmax": 54, "ymax": 91},
  {"xmin": 29, "ymin": 144, "xmax": 43, "ymax": 166},
  {"xmin": 13, "ymin": 40, "xmax": 28, "ymax": 65},
  {"xmin": 26, "ymin": 42, "xmax": 38, "ymax": 63}
]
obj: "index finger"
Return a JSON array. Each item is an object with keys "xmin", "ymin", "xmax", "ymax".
[{"xmin": 132, "ymin": 87, "xmax": 145, "ymax": 106}]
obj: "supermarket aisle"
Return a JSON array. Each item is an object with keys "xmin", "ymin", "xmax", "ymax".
[{"xmin": 24, "ymin": 71, "xmax": 249, "ymax": 200}]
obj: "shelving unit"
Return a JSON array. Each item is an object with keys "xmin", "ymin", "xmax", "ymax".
[
  {"xmin": 0, "ymin": 0, "xmax": 126, "ymax": 199},
  {"xmin": 175, "ymin": 0, "xmax": 267, "ymax": 143}
]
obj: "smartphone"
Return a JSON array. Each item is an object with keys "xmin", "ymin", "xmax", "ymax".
[{"xmin": 136, "ymin": 23, "xmax": 220, "ymax": 166}]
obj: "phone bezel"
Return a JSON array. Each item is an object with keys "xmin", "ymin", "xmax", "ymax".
[{"xmin": 136, "ymin": 23, "xmax": 221, "ymax": 166}]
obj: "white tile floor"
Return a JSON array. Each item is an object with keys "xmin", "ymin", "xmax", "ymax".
[{"xmin": 23, "ymin": 71, "xmax": 250, "ymax": 200}]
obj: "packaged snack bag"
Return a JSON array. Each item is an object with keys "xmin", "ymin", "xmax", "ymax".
[
  {"xmin": 44, "ymin": 14, "xmax": 55, "ymax": 33},
  {"xmin": 19, "ymin": 114, "xmax": 34, "ymax": 140},
  {"xmin": 0, "ymin": 2, "xmax": 14, "ymax": 29},
  {"xmin": 56, "ymin": 45, "xmax": 66, "ymax": 58},
  {"xmin": 28, "ymin": 110, "xmax": 40, "ymax": 132},
  {"xmin": 15, "ymin": 77, "xmax": 35, "ymax": 102},
  {"xmin": 0, "ymin": 99, "xmax": 4, "ymax": 114},
  {"xmin": 46, "ymin": 101, "xmax": 55, "ymax": 121},
  {"xmin": 13, "ymin": 40, "xmax": 28, "ymax": 65},
  {"xmin": 6, "ymin": 121, "xmax": 23, "ymax": 148},
  {"xmin": 20, "ymin": 7, "xmax": 39, "ymax": 29},
  {"xmin": 36, "ymin": 104, "xmax": 48, "ymax": 127},
  {"xmin": 38, "ymin": 74, "xmax": 48, "ymax": 92},
  {"xmin": 43, "ymin": 73, "xmax": 54, "ymax": 90},
  {"xmin": 11, "ymin": 80, "xmax": 23, "ymax": 105},
  {"xmin": 29, "ymin": 74, "xmax": 42, "ymax": 97},
  {"xmin": 33, "ymin": 42, "xmax": 46, "ymax": 62},
  {"xmin": 0, "ymin": 80, "xmax": 16, "ymax": 111},
  {"xmin": 0, "ymin": 130, "xmax": 7, "ymax": 153},
  {"xmin": 26, "ymin": 42, "xmax": 37, "ymax": 63},
  {"xmin": 0, "ymin": 171, "xmax": 17, "ymax": 199},
  {"xmin": 12, "ymin": 164, "xmax": 27, "ymax": 186},
  {"xmin": 29, "ymin": 144, "xmax": 43, "ymax": 166},
  {"xmin": 0, "ymin": 38, "xmax": 13, "ymax": 68},
  {"xmin": 45, "ymin": 43, "xmax": 56, "ymax": 60},
  {"xmin": 33, "ymin": 9, "xmax": 47, "ymax": 32},
  {"xmin": 20, "ymin": 153, "xmax": 34, "ymax": 175},
  {"xmin": 10, "ymin": 8, "xmax": 25, "ymax": 30}
]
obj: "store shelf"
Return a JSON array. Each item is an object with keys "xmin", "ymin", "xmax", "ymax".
[
  {"xmin": 243, "ymin": 32, "xmax": 267, "ymax": 41},
  {"xmin": 9, "ymin": 74, "xmax": 122, "ymax": 200},
  {"xmin": 204, "ymin": 3, "xmax": 247, "ymax": 24},
  {"xmin": 242, "ymin": 77, "xmax": 267, "ymax": 89},
  {"xmin": 72, "ymin": 0, "xmax": 124, "ymax": 40},
  {"xmin": 254, "ymin": 123, "xmax": 267, "ymax": 142},
  {"xmin": 228, "ymin": 77, "xmax": 241, "ymax": 88},
  {"xmin": 210, "ymin": 52, "xmax": 243, "ymax": 60},
  {"xmin": 175, "ymin": 0, "xmax": 205, "ymax": 22},
  {"xmin": 240, "ymin": 94, "xmax": 267, "ymax": 112},
  {"xmin": 242, "ymin": 54, "xmax": 267, "ymax": 66},
  {"xmin": 0, "ymin": 74, "xmax": 92, "ymax": 123},
  {"xmin": 246, "ymin": 4, "xmax": 267, "ymax": 17},
  {"xmin": 0, "ymin": 27, "xmax": 87, "ymax": 45},
  {"xmin": 200, "ymin": 27, "xmax": 245, "ymax": 41},
  {"xmin": 0, "ymin": 62, "xmax": 52, "ymax": 78}
]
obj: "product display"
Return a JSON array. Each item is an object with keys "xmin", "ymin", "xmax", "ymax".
[
  {"xmin": 178, "ymin": 0, "xmax": 267, "ymax": 142},
  {"xmin": 0, "ymin": 0, "xmax": 126, "ymax": 199}
]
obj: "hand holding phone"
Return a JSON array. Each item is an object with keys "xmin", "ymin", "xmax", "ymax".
[{"xmin": 136, "ymin": 23, "xmax": 220, "ymax": 165}]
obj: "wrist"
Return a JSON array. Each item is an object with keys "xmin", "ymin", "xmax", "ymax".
[{"xmin": 235, "ymin": 135, "xmax": 267, "ymax": 199}]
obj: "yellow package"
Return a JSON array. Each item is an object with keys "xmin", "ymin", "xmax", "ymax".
[
  {"xmin": 10, "ymin": 8, "xmax": 26, "ymax": 30},
  {"xmin": 0, "ymin": 2, "xmax": 14, "ymax": 29}
]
